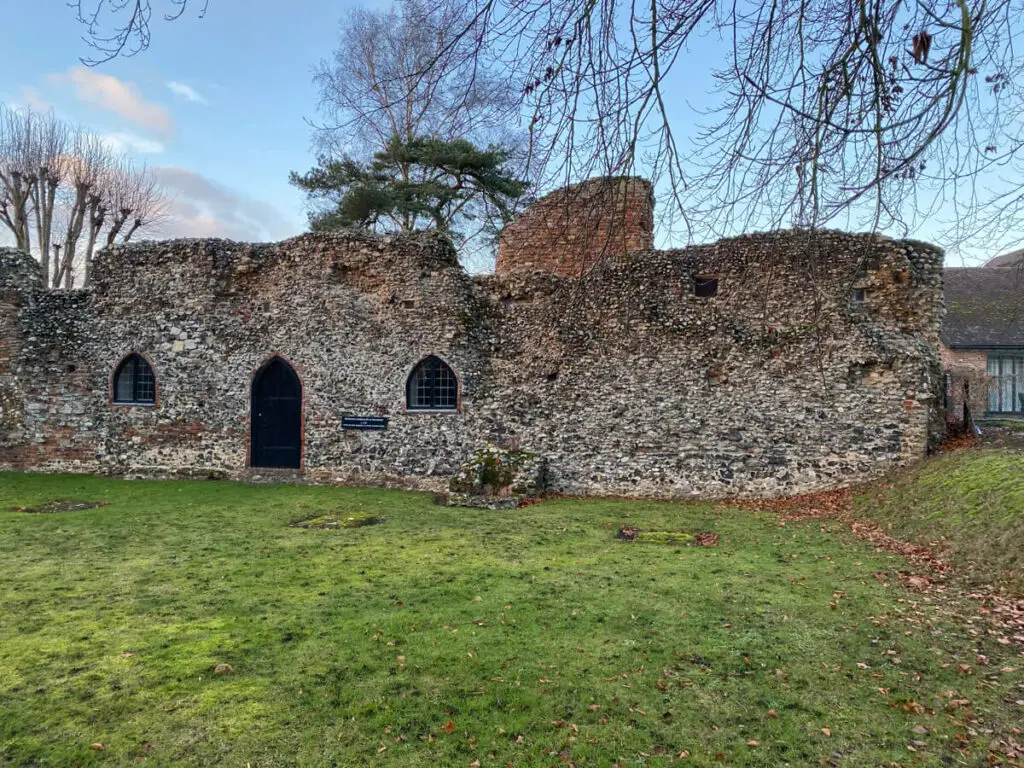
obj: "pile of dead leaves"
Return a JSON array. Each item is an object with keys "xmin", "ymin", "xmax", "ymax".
[
  {"xmin": 692, "ymin": 532, "xmax": 719, "ymax": 547},
  {"xmin": 939, "ymin": 433, "xmax": 979, "ymax": 453}
]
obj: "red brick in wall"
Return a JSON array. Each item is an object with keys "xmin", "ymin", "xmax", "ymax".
[{"xmin": 496, "ymin": 177, "xmax": 654, "ymax": 277}]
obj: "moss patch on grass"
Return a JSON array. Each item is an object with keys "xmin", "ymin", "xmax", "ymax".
[
  {"xmin": 617, "ymin": 527, "xmax": 719, "ymax": 546},
  {"xmin": 290, "ymin": 512, "xmax": 383, "ymax": 529},
  {"xmin": 632, "ymin": 530, "xmax": 694, "ymax": 544},
  {"xmin": 853, "ymin": 447, "xmax": 1024, "ymax": 590},
  {"xmin": 15, "ymin": 499, "xmax": 109, "ymax": 514},
  {"xmin": 1, "ymin": 472, "xmax": 1022, "ymax": 766}
]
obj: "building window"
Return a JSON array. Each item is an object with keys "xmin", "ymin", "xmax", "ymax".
[
  {"xmin": 407, "ymin": 355, "xmax": 458, "ymax": 411},
  {"xmin": 987, "ymin": 354, "xmax": 1024, "ymax": 413},
  {"xmin": 853, "ymin": 288, "xmax": 866, "ymax": 302},
  {"xmin": 694, "ymin": 276, "xmax": 719, "ymax": 297},
  {"xmin": 113, "ymin": 354, "xmax": 156, "ymax": 405}
]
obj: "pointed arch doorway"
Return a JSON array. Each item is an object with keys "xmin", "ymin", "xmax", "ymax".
[{"xmin": 250, "ymin": 357, "xmax": 302, "ymax": 469}]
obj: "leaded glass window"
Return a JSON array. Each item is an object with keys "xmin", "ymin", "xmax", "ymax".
[
  {"xmin": 987, "ymin": 354, "xmax": 1024, "ymax": 413},
  {"xmin": 113, "ymin": 354, "xmax": 156, "ymax": 405},
  {"xmin": 406, "ymin": 356, "xmax": 458, "ymax": 411}
]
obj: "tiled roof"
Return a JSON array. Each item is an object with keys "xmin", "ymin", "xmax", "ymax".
[
  {"xmin": 984, "ymin": 248, "xmax": 1024, "ymax": 268},
  {"xmin": 942, "ymin": 266, "xmax": 1024, "ymax": 348}
]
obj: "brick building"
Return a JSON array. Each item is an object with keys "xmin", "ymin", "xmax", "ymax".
[{"xmin": 942, "ymin": 253, "xmax": 1024, "ymax": 425}]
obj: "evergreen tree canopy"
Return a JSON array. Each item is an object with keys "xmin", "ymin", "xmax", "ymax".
[{"xmin": 289, "ymin": 136, "xmax": 529, "ymax": 243}]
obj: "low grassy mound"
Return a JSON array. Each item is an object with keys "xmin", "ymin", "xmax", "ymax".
[{"xmin": 853, "ymin": 448, "xmax": 1024, "ymax": 590}]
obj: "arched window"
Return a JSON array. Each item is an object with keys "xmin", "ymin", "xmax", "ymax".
[
  {"xmin": 113, "ymin": 354, "xmax": 156, "ymax": 405},
  {"xmin": 406, "ymin": 356, "xmax": 458, "ymax": 411}
]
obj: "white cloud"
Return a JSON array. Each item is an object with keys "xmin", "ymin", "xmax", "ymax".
[
  {"xmin": 49, "ymin": 66, "xmax": 174, "ymax": 136},
  {"xmin": 100, "ymin": 132, "xmax": 166, "ymax": 155},
  {"xmin": 152, "ymin": 166, "xmax": 297, "ymax": 242},
  {"xmin": 19, "ymin": 86, "xmax": 49, "ymax": 112},
  {"xmin": 166, "ymin": 81, "xmax": 207, "ymax": 104}
]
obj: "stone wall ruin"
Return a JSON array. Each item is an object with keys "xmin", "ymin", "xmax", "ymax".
[{"xmin": 0, "ymin": 178, "xmax": 945, "ymax": 498}]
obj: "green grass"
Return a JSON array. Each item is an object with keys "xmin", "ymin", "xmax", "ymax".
[
  {"xmin": 979, "ymin": 419, "xmax": 1024, "ymax": 430},
  {"xmin": 1, "ymin": 472, "xmax": 1022, "ymax": 767},
  {"xmin": 854, "ymin": 448, "xmax": 1024, "ymax": 590}
]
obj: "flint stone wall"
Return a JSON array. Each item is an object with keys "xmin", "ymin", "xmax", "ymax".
[{"xmin": 0, "ymin": 225, "xmax": 944, "ymax": 498}]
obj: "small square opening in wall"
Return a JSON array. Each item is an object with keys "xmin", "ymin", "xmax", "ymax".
[
  {"xmin": 694, "ymin": 276, "xmax": 719, "ymax": 298},
  {"xmin": 853, "ymin": 288, "xmax": 866, "ymax": 302}
]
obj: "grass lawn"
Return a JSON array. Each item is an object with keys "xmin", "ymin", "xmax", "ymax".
[{"xmin": 2, "ymin": 471, "xmax": 1023, "ymax": 767}]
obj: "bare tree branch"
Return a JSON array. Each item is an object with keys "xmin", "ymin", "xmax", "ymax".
[
  {"xmin": 67, "ymin": 0, "xmax": 1024, "ymax": 256},
  {"xmin": 71, "ymin": 0, "xmax": 209, "ymax": 65}
]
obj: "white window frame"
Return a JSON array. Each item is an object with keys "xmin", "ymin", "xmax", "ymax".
[{"xmin": 987, "ymin": 353, "xmax": 1024, "ymax": 413}]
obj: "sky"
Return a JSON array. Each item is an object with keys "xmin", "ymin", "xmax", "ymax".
[
  {"xmin": 0, "ymin": 0, "xmax": 369, "ymax": 242},
  {"xmin": 0, "ymin": 2, "xmax": 1003, "ymax": 265}
]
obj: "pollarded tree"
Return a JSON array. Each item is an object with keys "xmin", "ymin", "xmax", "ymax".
[
  {"xmin": 28, "ymin": 113, "xmax": 69, "ymax": 285},
  {"xmin": 0, "ymin": 105, "xmax": 39, "ymax": 254},
  {"xmin": 54, "ymin": 131, "xmax": 111, "ymax": 288},
  {"xmin": 0, "ymin": 107, "xmax": 71, "ymax": 285},
  {"xmin": 76, "ymin": 159, "xmax": 168, "ymax": 287},
  {"xmin": 0, "ymin": 104, "xmax": 168, "ymax": 287},
  {"xmin": 290, "ymin": 135, "xmax": 529, "ymax": 242}
]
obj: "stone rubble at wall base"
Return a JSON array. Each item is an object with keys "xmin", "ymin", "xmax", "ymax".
[
  {"xmin": 0, "ymin": 180, "xmax": 945, "ymax": 500},
  {"xmin": 446, "ymin": 444, "xmax": 548, "ymax": 508}
]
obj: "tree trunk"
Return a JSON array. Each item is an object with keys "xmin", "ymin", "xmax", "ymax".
[
  {"xmin": 82, "ymin": 197, "xmax": 106, "ymax": 288},
  {"xmin": 29, "ymin": 176, "xmax": 59, "ymax": 287},
  {"xmin": 30, "ymin": 181, "xmax": 48, "ymax": 285},
  {"xmin": 106, "ymin": 211, "xmax": 128, "ymax": 246},
  {"xmin": 56, "ymin": 187, "xmax": 88, "ymax": 288},
  {"xmin": 7, "ymin": 172, "xmax": 33, "ymax": 254},
  {"xmin": 121, "ymin": 218, "xmax": 143, "ymax": 243}
]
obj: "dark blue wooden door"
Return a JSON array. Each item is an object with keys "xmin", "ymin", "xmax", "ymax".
[{"xmin": 250, "ymin": 358, "xmax": 302, "ymax": 468}]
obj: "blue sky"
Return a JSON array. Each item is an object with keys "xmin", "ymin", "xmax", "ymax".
[
  {"xmin": 0, "ymin": 2, "xmax": 1002, "ymax": 265},
  {"xmin": 0, "ymin": 0, "xmax": 373, "ymax": 241}
]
